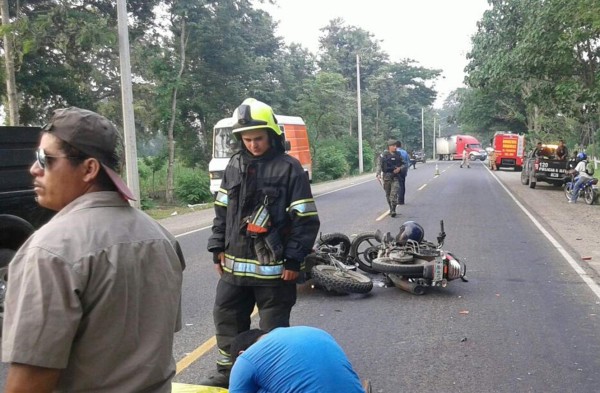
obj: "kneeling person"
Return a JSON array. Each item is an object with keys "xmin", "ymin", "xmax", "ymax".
[{"xmin": 229, "ymin": 326, "xmax": 366, "ymax": 392}]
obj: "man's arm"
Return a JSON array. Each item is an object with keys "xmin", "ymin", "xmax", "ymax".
[{"xmin": 4, "ymin": 363, "xmax": 61, "ymax": 393}]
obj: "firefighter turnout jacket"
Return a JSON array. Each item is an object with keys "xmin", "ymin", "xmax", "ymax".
[{"xmin": 208, "ymin": 149, "xmax": 320, "ymax": 286}]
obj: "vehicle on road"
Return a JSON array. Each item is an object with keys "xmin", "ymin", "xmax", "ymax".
[
  {"xmin": 411, "ymin": 150, "xmax": 426, "ymax": 163},
  {"xmin": 209, "ymin": 115, "xmax": 312, "ymax": 195},
  {"xmin": 0, "ymin": 126, "xmax": 55, "ymax": 330},
  {"xmin": 564, "ymin": 174, "xmax": 598, "ymax": 205},
  {"xmin": 436, "ymin": 134, "xmax": 487, "ymax": 161},
  {"xmin": 520, "ymin": 144, "xmax": 573, "ymax": 188},
  {"xmin": 304, "ymin": 233, "xmax": 373, "ymax": 294},
  {"xmin": 491, "ymin": 131, "xmax": 525, "ymax": 171},
  {"xmin": 350, "ymin": 221, "xmax": 467, "ymax": 295}
]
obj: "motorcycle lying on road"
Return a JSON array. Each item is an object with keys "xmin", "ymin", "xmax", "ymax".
[
  {"xmin": 349, "ymin": 220, "xmax": 467, "ymax": 295},
  {"xmin": 303, "ymin": 233, "xmax": 373, "ymax": 295},
  {"xmin": 564, "ymin": 174, "xmax": 598, "ymax": 205}
]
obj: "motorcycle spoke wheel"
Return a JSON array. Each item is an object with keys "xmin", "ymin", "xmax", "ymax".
[
  {"xmin": 349, "ymin": 232, "xmax": 381, "ymax": 274},
  {"xmin": 564, "ymin": 183, "xmax": 573, "ymax": 201},
  {"xmin": 371, "ymin": 257, "xmax": 425, "ymax": 277},
  {"xmin": 315, "ymin": 233, "xmax": 352, "ymax": 260},
  {"xmin": 311, "ymin": 265, "xmax": 373, "ymax": 294},
  {"xmin": 584, "ymin": 187, "xmax": 596, "ymax": 205}
]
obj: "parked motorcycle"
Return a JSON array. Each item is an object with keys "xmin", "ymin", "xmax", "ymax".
[
  {"xmin": 564, "ymin": 174, "xmax": 598, "ymax": 205},
  {"xmin": 350, "ymin": 220, "xmax": 467, "ymax": 295},
  {"xmin": 304, "ymin": 233, "xmax": 373, "ymax": 294}
]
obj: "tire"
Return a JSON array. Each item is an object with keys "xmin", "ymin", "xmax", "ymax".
[
  {"xmin": 469, "ymin": 155, "xmax": 476, "ymax": 161},
  {"xmin": 515, "ymin": 166, "xmax": 522, "ymax": 172},
  {"xmin": 529, "ymin": 173, "xmax": 536, "ymax": 189},
  {"xmin": 564, "ymin": 183, "xmax": 573, "ymax": 201},
  {"xmin": 315, "ymin": 233, "xmax": 351, "ymax": 259},
  {"xmin": 371, "ymin": 257, "xmax": 425, "ymax": 277},
  {"xmin": 349, "ymin": 232, "xmax": 381, "ymax": 274},
  {"xmin": 311, "ymin": 265, "xmax": 373, "ymax": 294},
  {"xmin": 521, "ymin": 170, "xmax": 529, "ymax": 185},
  {"xmin": 0, "ymin": 215, "xmax": 35, "ymax": 250},
  {"xmin": 584, "ymin": 186, "xmax": 596, "ymax": 205}
]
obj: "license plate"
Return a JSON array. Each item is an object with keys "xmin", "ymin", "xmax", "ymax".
[{"xmin": 550, "ymin": 173, "xmax": 558, "ymax": 177}]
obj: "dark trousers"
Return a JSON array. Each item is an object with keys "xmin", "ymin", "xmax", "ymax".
[
  {"xmin": 397, "ymin": 169, "xmax": 407, "ymax": 204},
  {"xmin": 213, "ymin": 278, "xmax": 297, "ymax": 371}
]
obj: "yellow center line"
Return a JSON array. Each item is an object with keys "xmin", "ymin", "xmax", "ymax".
[{"xmin": 176, "ymin": 307, "xmax": 259, "ymax": 374}]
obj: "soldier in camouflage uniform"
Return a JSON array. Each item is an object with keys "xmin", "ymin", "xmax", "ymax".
[{"xmin": 376, "ymin": 139, "xmax": 405, "ymax": 217}]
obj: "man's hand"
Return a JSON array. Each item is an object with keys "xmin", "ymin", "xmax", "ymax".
[
  {"xmin": 281, "ymin": 269, "xmax": 299, "ymax": 281},
  {"xmin": 214, "ymin": 252, "xmax": 224, "ymax": 276}
]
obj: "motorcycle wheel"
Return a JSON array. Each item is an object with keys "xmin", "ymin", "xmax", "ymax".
[
  {"xmin": 584, "ymin": 186, "xmax": 596, "ymax": 205},
  {"xmin": 371, "ymin": 257, "xmax": 425, "ymax": 277},
  {"xmin": 349, "ymin": 232, "xmax": 381, "ymax": 274},
  {"xmin": 315, "ymin": 233, "xmax": 351, "ymax": 259},
  {"xmin": 311, "ymin": 265, "xmax": 373, "ymax": 294},
  {"xmin": 520, "ymin": 169, "xmax": 529, "ymax": 185},
  {"xmin": 564, "ymin": 183, "xmax": 573, "ymax": 201}
]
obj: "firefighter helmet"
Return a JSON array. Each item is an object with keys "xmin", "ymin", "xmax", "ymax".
[{"xmin": 231, "ymin": 98, "xmax": 282, "ymax": 137}]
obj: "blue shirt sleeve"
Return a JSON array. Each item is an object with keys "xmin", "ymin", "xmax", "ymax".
[{"xmin": 228, "ymin": 356, "xmax": 260, "ymax": 393}]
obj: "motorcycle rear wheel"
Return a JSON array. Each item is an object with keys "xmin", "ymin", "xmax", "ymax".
[
  {"xmin": 584, "ymin": 186, "xmax": 597, "ymax": 205},
  {"xmin": 349, "ymin": 232, "xmax": 381, "ymax": 274},
  {"xmin": 311, "ymin": 265, "xmax": 373, "ymax": 294},
  {"xmin": 371, "ymin": 257, "xmax": 425, "ymax": 277}
]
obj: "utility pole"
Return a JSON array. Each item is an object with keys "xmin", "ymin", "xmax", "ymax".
[
  {"xmin": 432, "ymin": 117, "xmax": 436, "ymax": 160},
  {"xmin": 117, "ymin": 0, "xmax": 140, "ymax": 207},
  {"xmin": 421, "ymin": 108, "xmax": 424, "ymax": 152},
  {"xmin": 356, "ymin": 54, "xmax": 363, "ymax": 173}
]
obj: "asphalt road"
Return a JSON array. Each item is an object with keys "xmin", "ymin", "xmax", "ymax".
[{"xmin": 2, "ymin": 160, "xmax": 600, "ymax": 392}]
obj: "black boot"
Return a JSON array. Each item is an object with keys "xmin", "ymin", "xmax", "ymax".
[
  {"xmin": 390, "ymin": 205, "xmax": 397, "ymax": 217},
  {"xmin": 198, "ymin": 370, "xmax": 230, "ymax": 388}
]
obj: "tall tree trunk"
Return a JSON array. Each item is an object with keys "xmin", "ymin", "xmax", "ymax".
[
  {"xmin": 1, "ymin": 0, "xmax": 19, "ymax": 125},
  {"xmin": 166, "ymin": 17, "xmax": 188, "ymax": 204}
]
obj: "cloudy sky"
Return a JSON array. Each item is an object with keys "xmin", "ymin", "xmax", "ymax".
[{"xmin": 259, "ymin": 0, "xmax": 490, "ymax": 107}]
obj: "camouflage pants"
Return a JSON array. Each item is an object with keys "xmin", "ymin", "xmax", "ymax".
[{"xmin": 383, "ymin": 176, "xmax": 399, "ymax": 210}]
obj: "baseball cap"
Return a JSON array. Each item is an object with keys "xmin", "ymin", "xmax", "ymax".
[
  {"xmin": 387, "ymin": 139, "xmax": 398, "ymax": 146},
  {"xmin": 42, "ymin": 107, "xmax": 136, "ymax": 201}
]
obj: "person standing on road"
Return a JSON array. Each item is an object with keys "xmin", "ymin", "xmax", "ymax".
[
  {"xmin": 228, "ymin": 326, "xmax": 368, "ymax": 393},
  {"xmin": 376, "ymin": 139, "xmax": 404, "ymax": 217},
  {"xmin": 568, "ymin": 152, "xmax": 594, "ymax": 203},
  {"xmin": 556, "ymin": 139, "xmax": 568, "ymax": 160},
  {"xmin": 488, "ymin": 149, "xmax": 497, "ymax": 170},
  {"xmin": 395, "ymin": 141, "xmax": 411, "ymax": 205},
  {"xmin": 203, "ymin": 98, "xmax": 320, "ymax": 388},
  {"xmin": 460, "ymin": 148, "xmax": 470, "ymax": 168},
  {"xmin": 2, "ymin": 107, "xmax": 185, "ymax": 393},
  {"xmin": 409, "ymin": 150, "xmax": 417, "ymax": 169}
]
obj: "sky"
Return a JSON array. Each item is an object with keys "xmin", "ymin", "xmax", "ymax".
[{"xmin": 259, "ymin": 0, "xmax": 490, "ymax": 108}]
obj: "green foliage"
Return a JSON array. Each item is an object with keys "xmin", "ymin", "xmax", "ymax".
[
  {"xmin": 313, "ymin": 139, "xmax": 351, "ymax": 181},
  {"xmin": 175, "ymin": 169, "xmax": 212, "ymax": 205}
]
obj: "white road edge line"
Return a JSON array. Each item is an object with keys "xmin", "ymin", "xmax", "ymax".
[{"xmin": 487, "ymin": 167, "xmax": 600, "ymax": 300}]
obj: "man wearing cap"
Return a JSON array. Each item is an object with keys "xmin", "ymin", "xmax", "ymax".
[
  {"xmin": 2, "ymin": 107, "xmax": 185, "ymax": 393},
  {"xmin": 203, "ymin": 98, "xmax": 320, "ymax": 388},
  {"xmin": 376, "ymin": 139, "xmax": 405, "ymax": 217}
]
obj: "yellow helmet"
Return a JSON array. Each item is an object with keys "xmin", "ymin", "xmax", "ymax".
[{"xmin": 232, "ymin": 98, "xmax": 282, "ymax": 136}]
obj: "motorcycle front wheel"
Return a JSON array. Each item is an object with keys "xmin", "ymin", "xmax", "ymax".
[
  {"xmin": 315, "ymin": 232, "xmax": 352, "ymax": 260},
  {"xmin": 349, "ymin": 232, "xmax": 381, "ymax": 274},
  {"xmin": 584, "ymin": 186, "xmax": 597, "ymax": 205},
  {"xmin": 564, "ymin": 182, "xmax": 573, "ymax": 201},
  {"xmin": 311, "ymin": 265, "xmax": 373, "ymax": 294}
]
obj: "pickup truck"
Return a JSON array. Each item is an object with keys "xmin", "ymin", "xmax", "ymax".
[
  {"xmin": 520, "ymin": 144, "xmax": 574, "ymax": 188},
  {"xmin": 0, "ymin": 126, "xmax": 54, "ymax": 329}
]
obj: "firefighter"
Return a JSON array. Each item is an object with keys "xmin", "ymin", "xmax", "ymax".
[
  {"xmin": 376, "ymin": 139, "xmax": 405, "ymax": 217},
  {"xmin": 202, "ymin": 98, "xmax": 320, "ymax": 388}
]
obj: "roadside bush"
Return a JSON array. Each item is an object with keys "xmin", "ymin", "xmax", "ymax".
[
  {"xmin": 314, "ymin": 144, "xmax": 349, "ymax": 181},
  {"xmin": 175, "ymin": 169, "xmax": 212, "ymax": 204}
]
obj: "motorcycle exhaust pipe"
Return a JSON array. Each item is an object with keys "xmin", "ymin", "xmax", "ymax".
[{"xmin": 387, "ymin": 274, "xmax": 426, "ymax": 295}]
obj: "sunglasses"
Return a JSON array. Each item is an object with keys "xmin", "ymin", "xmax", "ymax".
[{"xmin": 35, "ymin": 147, "xmax": 80, "ymax": 169}]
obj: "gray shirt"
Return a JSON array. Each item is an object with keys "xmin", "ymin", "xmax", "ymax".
[{"xmin": 2, "ymin": 191, "xmax": 185, "ymax": 392}]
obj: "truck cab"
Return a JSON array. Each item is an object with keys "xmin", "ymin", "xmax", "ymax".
[{"xmin": 208, "ymin": 115, "xmax": 312, "ymax": 195}]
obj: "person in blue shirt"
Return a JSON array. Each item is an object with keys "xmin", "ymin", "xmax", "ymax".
[
  {"xmin": 228, "ymin": 326, "xmax": 368, "ymax": 393},
  {"xmin": 395, "ymin": 141, "xmax": 411, "ymax": 205}
]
